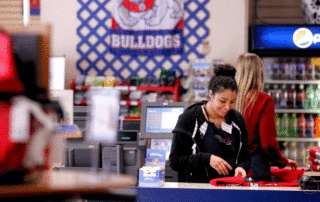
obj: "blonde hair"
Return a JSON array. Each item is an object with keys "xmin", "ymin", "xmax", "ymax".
[{"xmin": 235, "ymin": 53, "xmax": 264, "ymax": 115}]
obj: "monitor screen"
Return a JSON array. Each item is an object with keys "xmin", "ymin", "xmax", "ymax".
[
  {"xmin": 140, "ymin": 102, "xmax": 190, "ymax": 139},
  {"xmin": 145, "ymin": 107, "xmax": 184, "ymax": 133}
]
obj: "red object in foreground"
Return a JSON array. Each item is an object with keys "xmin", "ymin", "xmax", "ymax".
[{"xmin": 0, "ymin": 31, "xmax": 24, "ymax": 93}]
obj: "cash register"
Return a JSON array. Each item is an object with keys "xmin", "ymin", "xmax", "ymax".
[
  {"xmin": 101, "ymin": 130, "xmax": 145, "ymax": 179},
  {"xmin": 139, "ymin": 102, "xmax": 190, "ymax": 182}
]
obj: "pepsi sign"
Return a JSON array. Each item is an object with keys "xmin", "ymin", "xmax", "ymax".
[{"xmin": 252, "ymin": 25, "xmax": 320, "ymax": 50}]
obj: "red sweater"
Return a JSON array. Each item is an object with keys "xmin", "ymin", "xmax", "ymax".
[{"xmin": 244, "ymin": 92, "xmax": 288, "ymax": 168}]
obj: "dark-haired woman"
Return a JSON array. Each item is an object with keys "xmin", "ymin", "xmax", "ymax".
[{"xmin": 169, "ymin": 64, "xmax": 251, "ymax": 183}]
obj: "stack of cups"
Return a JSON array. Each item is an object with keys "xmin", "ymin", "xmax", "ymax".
[{"xmin": 307, "ymin": 146, "xmax": 320, "ymax": 171}]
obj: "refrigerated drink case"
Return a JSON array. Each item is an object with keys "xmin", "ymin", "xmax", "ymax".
[{"xmin": 249, "ymin": 25, "xmax": 320, "ymax": 168}]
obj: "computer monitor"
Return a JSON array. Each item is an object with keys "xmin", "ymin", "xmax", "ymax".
[{"xmin": 139, "ymin": 102, "xmax": 190, "ymax": 139}]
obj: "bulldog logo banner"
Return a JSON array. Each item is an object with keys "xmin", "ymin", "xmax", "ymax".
[{"xmin": 110, "ymin": 0, "xmax": 184, "ymax": 56}]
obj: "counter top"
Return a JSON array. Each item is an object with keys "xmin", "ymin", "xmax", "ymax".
[{"xmin": 161, "ymin": 182, "xmax": 304, "ymax": 191}]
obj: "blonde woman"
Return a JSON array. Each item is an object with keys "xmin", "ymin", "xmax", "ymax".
[{"xmin": 235, "ymin": 53, "xmax": 298, "ymax": 182}]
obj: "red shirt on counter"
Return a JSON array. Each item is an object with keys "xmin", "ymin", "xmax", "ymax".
[{"xmin": 244, "ymin": 92, "xmax": 288, "ymax": 168}]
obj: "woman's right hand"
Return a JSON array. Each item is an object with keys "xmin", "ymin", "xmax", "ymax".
[
  {"xmin": 210, "ymin": 155, "xmax": 232, "ymax": 176},
  {"xmin": 287, "ymin": 159, "xmax": 298, "ymax": 170}
]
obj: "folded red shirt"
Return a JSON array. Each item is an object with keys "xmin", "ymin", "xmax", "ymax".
[
  {"xmin": 210, "ymin": 176, "xmax": 245, "ymax": 186},
  {"xmin": 270, "ymin": 168, "xmax": 306, "ymax": 183},
  {"xmin": 308, "ymin": 146, "xmax": 320, "ymax": 158},
  {"xmin": 310, "ymin": 156, "xmax": 320, "ymax": 165},
  {"xmin": 209, "ymin": 168, "xmax": 306, "ymax": 187},
  {"xmin": 310, "ymin": 164, "xmax": 320, "ymax": 171}
]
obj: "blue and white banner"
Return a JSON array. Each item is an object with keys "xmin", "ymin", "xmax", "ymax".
[
  {"xmin": 252, "ymin": 25, "xmax": 320, "ymax": 50},
  {"xmin": 110, "ymin": 0, "xmax": 184, "ymax": 56}
]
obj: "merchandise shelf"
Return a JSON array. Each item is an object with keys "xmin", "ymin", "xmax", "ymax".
[
  {"xmin": 277, "ymin": 137, "xmax": 320, "ymax": 142},
  {"xmin": 265, "ymin": 80, "xmax": 320, "ymax": 84},
  {"xmin": 275, "ymin": 109, "xmax": 320, "ymax": 113},
  {"xmin": 71, "ymin": 79, "xmax": 181, "ymax": 120}
]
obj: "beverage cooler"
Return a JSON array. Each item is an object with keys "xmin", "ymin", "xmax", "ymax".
[{"xmin": 249, "ymin": 25, "xmax": 320, "ymax": 167}]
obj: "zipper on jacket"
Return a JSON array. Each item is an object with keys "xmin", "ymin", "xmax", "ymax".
[
  {"xmin": 191, "ymin": 119, "xmax": 210, "ymax": 182},
  {"xmin": 235, "ymin": 130, "xmax": 242, "ymax": 165},
  {"xmin": 232, "ymin": 121, "xmax": 242, "ymax": 165}
]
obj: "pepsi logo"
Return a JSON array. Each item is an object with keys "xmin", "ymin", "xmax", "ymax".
[{"xmin": 293, "ymin": 28, "xmax": 313, "ymax": 49}]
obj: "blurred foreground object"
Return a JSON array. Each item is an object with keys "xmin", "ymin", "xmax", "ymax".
[{"xmin": 0, "ymin": 26, "xmax": 64, "ymax": 185}]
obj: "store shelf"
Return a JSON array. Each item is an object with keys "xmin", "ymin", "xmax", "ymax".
[
  {"xmin": 71, "ymin": 79, "xmax": 181, "ymax": 103},
  {"xmin": 277, "ymin": 138, "xmax": 320, "ymax": 142},
  {"xmin": 265, "ymin": 80, "xmax": 320, "ymax": 84},
  {"xmin": 74, "ymin": 100, "xmax": 87, "ymax": 105},
  {"xmin": 119, "ymin": 100, "xmax": 142, "ymax": 106},
  {"xmin": 87, "ymin": 85, "xmax": 176, "ymax": 91},
  {"xmin": 119, "ymin": 115, "xmax": 141, "ymax": 120},
  {"xmin": 75, "ymin": 100, "xmax": 143, "ymax": 106},
  {"xmin": 72, "ymin": 82, "xmax": 176, "ymax": 92},
  {"xmin": 275, "ymin": 109, "xmax": 320, "ymax": 113}
]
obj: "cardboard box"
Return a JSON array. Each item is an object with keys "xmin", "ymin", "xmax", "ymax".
[
  {"xmin": 139, "ymin": 166, "xmax": 165, "ymax": 187},
  {"xmin": 139, "ymin": 149, "xmax": 166, "ymax": 187}
]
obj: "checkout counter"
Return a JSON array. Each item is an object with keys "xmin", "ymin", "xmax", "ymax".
[
  {"xmin": 70, "ymin": 102, "xmax": 320, "ymax": 202},
  {"xmin": 137, "ymin": 181, "xmax": 320, "ymax": 202},
  {"xmin": 68, "ymin": 102, "xmax": 190, "ymax": 182}
]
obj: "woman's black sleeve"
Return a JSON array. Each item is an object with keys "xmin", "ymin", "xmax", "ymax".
[
  {"xmin": 169, "ymin": 132, "xmax": 211, "ymax": 173},
  {"xmin": 236, "ymin": 115, "xmax": 251, "ymax": 172}
]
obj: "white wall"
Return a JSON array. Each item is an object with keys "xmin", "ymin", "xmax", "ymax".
[
  {"xmin": 41, "ymin": 0, "xmax": 81, "ymax": 89},
  {"xmin": 41, "ymin": 0, "xmax": 248, "ymax": 89},
  {"xmin": 206, "ymin": 0, "xmax": 248, "ymax": 66}
]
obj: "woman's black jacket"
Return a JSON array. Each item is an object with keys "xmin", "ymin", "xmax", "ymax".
[{"xmin": 169, "ymin": 101, "xmax": 251, "ymax": 183}]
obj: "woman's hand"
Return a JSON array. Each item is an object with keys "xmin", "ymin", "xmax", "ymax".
[
  {"xmin": 287, "ymin": 159, "xmax": 298, "ymax": 170},
  {"xmin": 234, "ymin": 167, "xmax": 247, "ymax": 178},
  {"xmin": 210, "ymin": 155, "xmax": 232, "ymax": 176}
]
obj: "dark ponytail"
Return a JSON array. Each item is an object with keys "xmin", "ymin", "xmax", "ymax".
[{"xmin": 208, "ymin": 64, "xmax": 237, "ymax": 95}]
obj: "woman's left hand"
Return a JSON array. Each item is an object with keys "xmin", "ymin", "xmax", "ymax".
[{"xmin": 234, "ymin": 167, "xmax": 247, "ymax": 178}]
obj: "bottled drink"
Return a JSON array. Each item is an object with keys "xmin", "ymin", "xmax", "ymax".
[
  {"xmin": 297, "ymin": 142, "xmax": 307, "ymax": 166},
  {"xmin": 275, "ymin": 113, "xmax": 281, "ymax": 137},
  {"xmin": 280, "ymin": 113, "xmax": 289, "ymax": 137},
  {"xmin": 264, "ymin": 84, "xmax": 271, "ymax": 96},
  {"xmin": 282, "ymin": 141, "xmax": 290, "ymax": 159},
  {"xmin": 297, "ymin": 84, "xmax": 306, "ymax": 109},
  {"xmin": 287, "ymin": 84, "xmax": 296, "ymax": 109},
  {"xmin": 279, "ymin": 85, "xmax": 288, "ymax": 109},
  {"xmin": 304, "ymin": 85, "xmax": 314, "ymax": 110},
  {"xmin": 301, "ymin": 143, "xmax": 308, "ymax": 167},
  {"xmin": 272, "ymin": 63, "xmax": 280, "ymax": 80},
  {"xmin": 298, "ymin": 113, "xmax": 306, "ymax": 138},
  {"xmin": 270, "ymin": 84, "xmax": 281, "ymax": 109},
  {"xmin": 290, "ymin": 141, "xmax": 298, "ymax": 162},
  {"xmin": 313, "ymin": 84, "xmax": 320, "ymax": 110},
  {"xmin": 264, "ymin": 62, "xmax": 273, "ymax": 81},
  {"xmin": 315, "ymin": 65, "xmax": 320, "ymax": 80},
  {"xmin": 306, "ymin": 114, "xmax": 315, "ymax": 138},
  {"xmin": 305, "ymin": 59, "xmax": 315, "ymax": 80},
  {"xmin": 284, "ymin": 59, "xmax": 291, "ymax": 80},
  {"xmin": 315, "ymin": 114, "xmax": 320, "ymax": 138},
  {"xmin": 288, "ymin": 59, "xmax": 297, "ymax": 80},
  {"xmin": 278, "ymin": 60, "xmax": 286, "ymax": 80},
  {"xmin": 296, "ymin": 59, "xmax": 306, "ymax": 80},
  {"xmin": 288, "ymin": 113, "xmax": 298, "ymax": 138}
]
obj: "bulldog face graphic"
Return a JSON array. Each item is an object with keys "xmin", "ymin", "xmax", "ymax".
[{"xmin": 112, "ymin": 0, "xmax": 183, "ymax": 30}]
